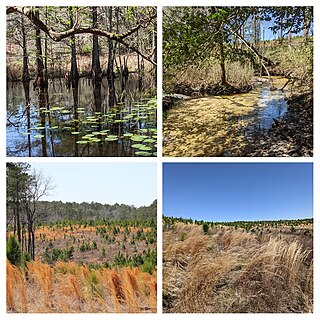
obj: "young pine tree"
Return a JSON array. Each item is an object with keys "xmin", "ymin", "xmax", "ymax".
[{"xmin": 6, "ymin": 235, "xmax": 22, "ymax": 266}]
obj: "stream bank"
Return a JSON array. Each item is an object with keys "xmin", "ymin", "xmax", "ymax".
[{"xmin": 246, "ymin": 91, "xmax": 313, "ymax": 157}]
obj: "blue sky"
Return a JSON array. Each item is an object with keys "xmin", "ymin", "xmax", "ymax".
[
  {"xmin": 163, "ymin": 163, "xmax": 313, "ymax": 222},
  {"xmin": 27, "ymin": 162, "xmax": 157, "ymax": 207}
]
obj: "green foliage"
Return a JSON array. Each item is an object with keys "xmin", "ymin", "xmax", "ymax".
[
  {"xmin": 43, "ymin": 245, "xmax": 74, "ymax": 264},
  {"xmin": 179, "ymin": 232, "xmax": 186, "ymax": 241},
  {"xmin": 203, "ymin": 223, "xmax": 209, "ymax": 234},
  {"xmin": 21, "ymin": 252, "xmax": 31, "ymax": 268},
  {"xmin": 6, "ymin": 235, "xmax": 21, "ymax": 266}
]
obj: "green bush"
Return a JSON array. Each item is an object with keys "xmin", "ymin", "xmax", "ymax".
[
  {"xmin": 203, "ymin": 223, "xmax": 209, "ymax": 234},
  {"xmin": 21, "ymin": 252, "xmax": 31, "ymax": 268},
  {"xmin": 6, "ymin": 235, "xmax": 21, "ymax": 266},
  {"xmin": 141, "ymin": 258, "xmax": 154, "ymax": 274}
]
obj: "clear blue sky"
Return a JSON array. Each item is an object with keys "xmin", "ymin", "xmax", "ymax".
[
  {"xmin": 163, "ymin": 163, "xmax": 313, "ymax": 222},
  {"xmin": 29, "ymin": 162, "xmax": 157, "ymax": 207}
]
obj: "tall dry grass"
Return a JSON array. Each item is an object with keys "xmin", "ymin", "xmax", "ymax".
[
  {"xmin": 7, "ymin": 259, "xmax": 156, "ymax": 313},
  {"xmin": 164, "ymin": 61, "xmax": 254, "ymax": 92},
  {"xmin": 163, "ymin": 223, "xmax": 313, "ymax": 313}
]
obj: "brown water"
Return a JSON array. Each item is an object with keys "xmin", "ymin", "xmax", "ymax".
[{"xmin": 163, "ymin": 77, "xmax": 290, "ymax": 157}]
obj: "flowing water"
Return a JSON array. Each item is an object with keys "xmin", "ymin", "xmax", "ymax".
[
  {"xmin": 6, "ymin": 77, "xmax": 157, "ymax": 157},
  {"xmin": 163, "ymin": 77, "xmax": 289, "ymax": 157}
]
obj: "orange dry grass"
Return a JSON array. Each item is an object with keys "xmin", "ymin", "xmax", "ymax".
[
  {"xmin": 163, "ymin": 223, "xmax": 313, "ymax": 313},
  {"xmin": 7, "ymin": 260, "xmax": 156, "ymax": 313}
]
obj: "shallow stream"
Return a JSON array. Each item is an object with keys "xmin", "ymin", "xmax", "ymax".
[{"xmin": 163, "ymin": 77, "xmax": 290, "ymax": 157}]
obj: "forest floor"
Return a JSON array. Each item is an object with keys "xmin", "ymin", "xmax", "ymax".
[{"xmin": 163, "ymin": 221, "xmax": 313, "ymax": 313}]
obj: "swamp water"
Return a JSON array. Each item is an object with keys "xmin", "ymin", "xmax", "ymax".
[
  {"xmin": 7, "ymin": 77, "xmax": 157, "ymax": 157},
  {"xmin": 163, "ymin": 77, "xmax": 289, "ymax": 157}
]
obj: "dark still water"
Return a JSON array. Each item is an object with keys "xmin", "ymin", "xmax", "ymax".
[{"xmin": 6, "ymin": 77, "xmax": 157, "ymax": 157}]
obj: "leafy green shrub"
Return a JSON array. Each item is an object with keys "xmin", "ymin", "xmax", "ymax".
[
  {"xmin": 6, "ymin": 235, "xmax": 21, "ymax": 266},
  {"xmin": 141, "ymin": 258, "xmax": 154, "ymax": 274},
  {"xmin": 203, "ymin": 223, "xmax": 209, "ymax": 234},
  {"xmin": 21, "ymin": 252, "xmax": 31, "ymax": 268}
]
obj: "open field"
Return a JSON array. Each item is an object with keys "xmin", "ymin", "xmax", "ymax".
[
  {"xmin": 7, "ymin": 220, "xmax": 157, "ymax": 313},
  {"xmin": 163, "ymin": 218, "xmax": 313, "ymax": 313}
]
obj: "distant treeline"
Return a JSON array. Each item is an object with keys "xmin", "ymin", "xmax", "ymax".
[
  {"xmin": 163, "ymin": 215, "xmax": 313, "ymax": 229},
  {"xmin": 7, "ymin": 200, "xmax": 156, "ymax": 227},
  {"xmin": 34, "ymin": 200, "xmax": 157, "ymax": 224}
]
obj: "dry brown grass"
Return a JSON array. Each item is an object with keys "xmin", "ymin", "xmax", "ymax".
[
  {"xmin": 164, "ymin": 61, "xmax": 254, "ymax": 92},
  {"xmin": 7, "ymin": 259, "xmax": 156, "ymax": 313},
  {"xmin": 163, "ymin": 223, "xmax": 313, "ymax": 313}
]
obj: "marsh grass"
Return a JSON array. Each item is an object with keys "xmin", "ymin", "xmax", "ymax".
[{"xmin": 163, "ymin": 223, "xmax": 313, "ymax": 313}]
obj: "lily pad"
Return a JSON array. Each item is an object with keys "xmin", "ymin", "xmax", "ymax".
[
  {"xmin": 135, "ymin": 151, "xmax": 152, "ymax": 156},
  {"xmin": 131, "ymin": 144, "xmax": 145, "ymax": 149},
  {"xmin": 34, "ymin": 134, "xmax": 44, "ymax": 138},
  {"xmin": 138, "ymin": 146, "xmax": 152, "ymax": 151},
  {"xmin": 105, "ymin": 136, "xmax": 118, "ymax": 141}
]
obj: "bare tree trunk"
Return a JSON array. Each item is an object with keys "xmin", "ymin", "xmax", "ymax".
[
  {"xmin": 91, "ymin": 6, "xmax": 102, "ymax": 82},
  {"xmin": 218, "ymin": 29, "xmax": 227, "ymax": 86},
  {"xmin": 303, "ymin": 7, "xmax": 312, "ymax": 44},
  {"xmin": 106, "ymin": 6, "xmax": 116, "ymax": 106}
]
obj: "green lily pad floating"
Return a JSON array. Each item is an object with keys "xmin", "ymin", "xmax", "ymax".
[
  {"xmin": 131, "ymin": 144, "xmax": 145, "ymax": 149},
  {"xmin": 71, "ymin": 132, "xmax": 80, "ymax": 135},
  {"xmin": 49, "ymin": 126, "xmax": 59, "ymax": 130},
  {"xmin": 34, "ymin": 134, "xmax": 44, "ymax": 138},
  {"xmin": 130, "ymin": 135, "xmax": 149, "ymax": 142},
  {"xmin": 76, "ymin": 140, "xmax": 88, "ymax": 144},
  {"xmin": 22, "ymin": 132, "xmax": 31, "ymax": 135},
  {"xmin": 153, "ymin": 152, "xmax": 157, "ymax": 156},
  {"xmin": 82, "ymin": 135, "xmax": 93, "ymax": 140},
  {"xmin": 143, "ymin": 138, "xmax": 156, "ymax": 143},
  {"xmin": 130, "ymin": 136, "xmax": 145, "ymax": 142},
  {"xmin": 61, "ymin": 110, "xmax": 71, "ymax": 114},
  {"xmin": 34, "ymin": 126, "xmax": 45, "ymax": 130},
  {"xmin": 138, "ymin": 146, "xmax": 152, "ymax": 151},
  {"xmin": 135, "ymin": 151, "xmax": 152, "ymax": 156},
  {"xmin": 123, "ymin": 133, "xmax": 133, "ymax": 137},
  {"xmin": 105, "ymin": 136, "xmax": 118, "ymax": 141}
]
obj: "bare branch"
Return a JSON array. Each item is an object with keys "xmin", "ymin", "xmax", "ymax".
[{"xmin": 6, "ymin": 6, "xmax": 157, "ymax": 66}]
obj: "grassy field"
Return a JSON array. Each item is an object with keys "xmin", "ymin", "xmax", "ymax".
[
  {"xmin": 163, "ymin": 218, "xmax": 313, "ymax": 313},
  {"xmin": 7, "ymin": 220, "xmax": 157, "ymax": 313},
  {"xmin": 7, "ymin": 259, "xmax": 156, "ymax": 313}
]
